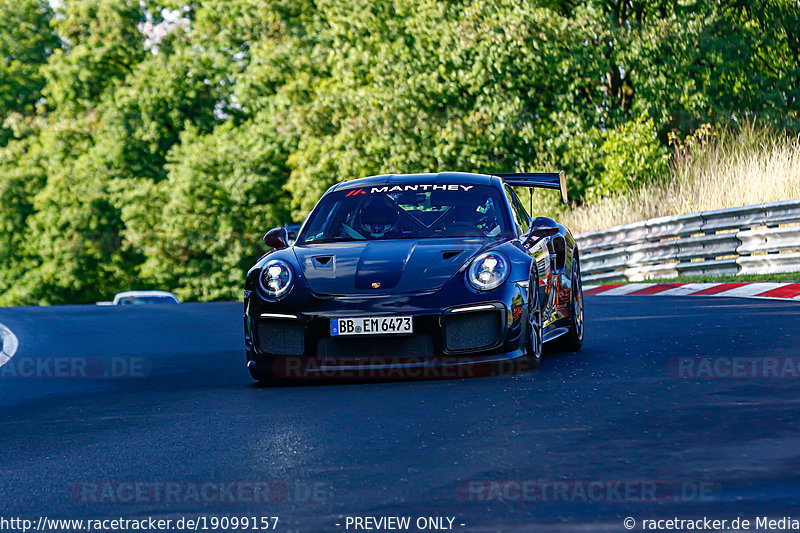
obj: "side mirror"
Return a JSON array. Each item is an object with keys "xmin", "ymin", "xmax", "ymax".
[
  {"xmin": 263, "ymin": 227, "xmax": 289, "ymax": 249},
  {"xmin": 524, "ymin": 217, "xmax": 559, "ymax": 246}
]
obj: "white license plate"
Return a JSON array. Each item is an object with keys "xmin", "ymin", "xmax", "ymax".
[{"xmin": 331, "ymin": 316, "xmax": 413, "ymax": 336}]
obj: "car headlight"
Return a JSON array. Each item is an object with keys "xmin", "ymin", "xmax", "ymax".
[
  {"xmin": 260, "ymin": 259, "xmax": 294, "ymax": 298},
  {"xmin": 467, "ymin": 251, "xmax": 509, "ymax": 291}
]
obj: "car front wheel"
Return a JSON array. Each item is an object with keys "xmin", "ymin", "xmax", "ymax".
[
  {"xmin": 526, "ymin": 277, "xmax": 544, "ymax": 368},
  {"xmin": 248, "ymin": 361, "xmax": 279, "ymax": 385}
]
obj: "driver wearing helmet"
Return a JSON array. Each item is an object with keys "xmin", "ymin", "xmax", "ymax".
[{"xmin": 358, "ymin": 196, "xmax": 400, "ymax": 239}]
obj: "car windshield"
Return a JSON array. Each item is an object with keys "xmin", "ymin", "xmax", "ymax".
[{"xmin": 297, "ymin": 184, "xmax": 512, "ymax": 244}]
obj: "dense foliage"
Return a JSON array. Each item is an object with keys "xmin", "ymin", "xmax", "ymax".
[{"xmin": 1, "ymin": 0, "xmax": 798, "ymax": 304}]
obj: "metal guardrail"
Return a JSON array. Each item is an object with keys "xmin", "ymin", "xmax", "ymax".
[{"xmin": 575, "ymin": 199, "xmax": 800, "ymax": 282}]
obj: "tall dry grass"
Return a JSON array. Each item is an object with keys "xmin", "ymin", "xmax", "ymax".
[{"xmin": 556, "ymin": 127, "xmax": 800, "ymax": 234}]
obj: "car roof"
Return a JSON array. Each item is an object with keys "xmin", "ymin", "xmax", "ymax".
[
  {"xmin": 114, "ymin": 291, "xmax": 178, "ymax": 299},
  {"xmin": 332, "ymin": 172, "xmax": 498, "ymax": 192}
]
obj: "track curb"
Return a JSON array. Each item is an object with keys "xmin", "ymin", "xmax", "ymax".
[
  {"xmin": 584, "ymin": 282, "xmax": 800, "ymax": 302},
  {"xmin": 0, "ymin": 321, "xmax": 19, "ymax": 368}
]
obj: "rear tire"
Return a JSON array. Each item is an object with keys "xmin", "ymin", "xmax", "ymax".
[{"xmin": 550, "ymin": 253, "xmax": 584, "ymax": 353}]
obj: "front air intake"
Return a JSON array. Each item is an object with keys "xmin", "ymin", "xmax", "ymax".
[
  {"xmin": 316, "ymin": 335, "xmax": 435, "ymax": 361},
  {"xmin": 443, "ymin": 309, "xmax": 503, "ymax": 352},
  {"xmin": 255, "ymin": 318, "xmax": 305, "ymax": 356}
]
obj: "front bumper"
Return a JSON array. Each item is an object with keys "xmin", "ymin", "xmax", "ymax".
[{"xmin": 244, "ymin": 279, "xmax": 529, "ymax": 379}]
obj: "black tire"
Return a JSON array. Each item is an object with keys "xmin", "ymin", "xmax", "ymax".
[
  {"xmin": 549, "ymin": 252, "xmax": 584, "ymax": 352},
  {"xmin": 525, "ymin": 274, "xmax": 544, "ymax": 369},
  {"xmin": 248, "ymin": 361, "xmax": 279, "ymax": 385}
]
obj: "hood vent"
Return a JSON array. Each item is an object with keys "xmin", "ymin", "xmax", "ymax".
[
  {"xmin": 313, "ymin": 255, "xmax": 333, "ymax": 267},
  {"xmin": 442, "ymin": 250, "xmax": 464, "ymax": 260}
]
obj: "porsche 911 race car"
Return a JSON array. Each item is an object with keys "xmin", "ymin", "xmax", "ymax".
[{"xmin": 243, "ymin": 172, "xmax": 583, "ymax": 382}]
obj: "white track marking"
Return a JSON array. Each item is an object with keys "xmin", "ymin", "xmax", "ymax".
[
  {"xmin": 657, "ymin": 283, "xmax": 719, "ymax": 296},
  {"xmin": 716, "ymin": 282, "xmax": 789, "ymax": 297},
  {"xmin": 585, "ymin": 281, "xmax": 800, "ymax": 302},
  {"xmin": 0, "ymin": 322, "xmax": 19, "ymax": 368},
  {"xmin": 599, "ymin": 283, "xmax": 656, "ymax": 295}
]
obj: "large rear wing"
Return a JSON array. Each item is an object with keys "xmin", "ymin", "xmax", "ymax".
[{"xmin": 495, "ymin": 171, "xmax": 567, "ymax": 204}]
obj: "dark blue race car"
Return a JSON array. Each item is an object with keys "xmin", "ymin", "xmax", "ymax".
[{"xmin": 243, "ymin": 172, "xmax": 583, "ymax": 382}]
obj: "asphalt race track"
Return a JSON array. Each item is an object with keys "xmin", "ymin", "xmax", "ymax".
[{"xmin": 1, "ymin": 296, "xmax": 799, "ymax": 532}]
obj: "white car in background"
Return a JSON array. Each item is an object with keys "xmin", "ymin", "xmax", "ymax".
[{"xmin": 97, "ymin": 291, "xmax": 181, "ymax": 306}]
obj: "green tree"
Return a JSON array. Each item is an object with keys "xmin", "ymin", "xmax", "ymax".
[
  {"xmin": 42, "ymin": 0, "xmax": 146, "ymax": 114},
  {"xmin": 134, "ymin": 116, "xmax": 293, "ymax": 301},
  {"xmin": 2, "ymin": 0, "xmax": 800, "ymax": 305},
  {"xmin": 0, "ymin": 116, "xmax": 136, "ymax": 305},
  {"xmin": 0, "ymin": 0, "xmax": 59, "ymax": 145}
]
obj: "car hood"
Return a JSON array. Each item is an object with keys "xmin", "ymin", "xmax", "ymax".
[{"xmin": 292, "ymin": 239, "xmax": 489, "ymax": 295}]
